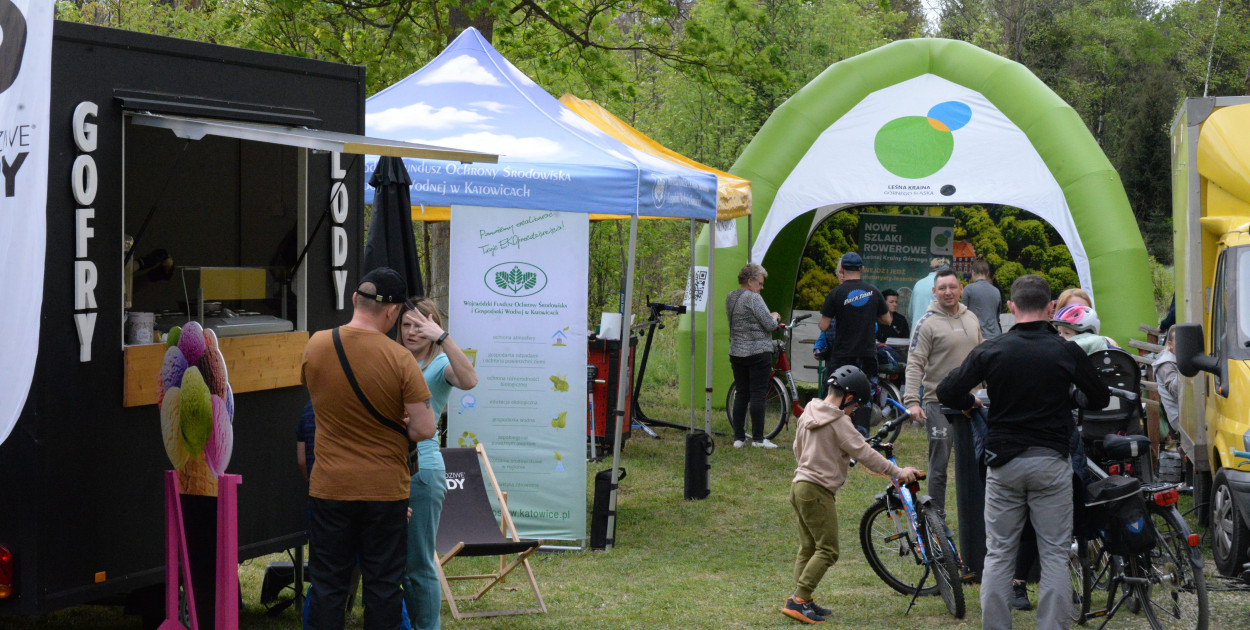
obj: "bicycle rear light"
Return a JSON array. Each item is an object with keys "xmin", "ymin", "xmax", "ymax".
[
  {"xmin": 1187, "ymin": 533, "xmax": 1200, "ymax": 547},
  {"xmin": 1109, "ymin": 464, "xmax": 1120, "ymax": 476},
  {"xmin": 0, "ymin": 543, "xmax": 13, "ymax": 599},
  {"xmin": 1152, "ymin": 488, "xmax": 1179, "ymax": 506}
]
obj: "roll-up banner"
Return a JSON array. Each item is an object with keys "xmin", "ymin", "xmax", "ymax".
[
  {"xmin": 0, "ymin": 0, "xmax": 52, "ymax": 448},
  {"xmin": 449, "ymin": 206, "xmax": 589, "ymax": 540}
]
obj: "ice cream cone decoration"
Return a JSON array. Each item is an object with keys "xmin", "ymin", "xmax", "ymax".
[{"xmin": 157, "ymin": 322, "xmax": 235, "ymax": 496}]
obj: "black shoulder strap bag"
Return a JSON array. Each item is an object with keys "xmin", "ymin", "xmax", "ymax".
[{"xmin": 331, "ymin": 327, "xmax": 420, "ymax": 475}]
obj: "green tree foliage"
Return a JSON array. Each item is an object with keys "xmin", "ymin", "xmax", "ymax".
[{"xmin": 59, "ymin": 0, "xmax": 1248, "ymax": 323}]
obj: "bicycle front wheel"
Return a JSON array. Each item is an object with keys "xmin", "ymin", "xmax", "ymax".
[
  {"xmin": 923, "ymin": 508, "xmax": 965, "ymax": 618},
  {"xmin": 1139, "ymin": 506, "xmax": 1209, "ymax": 630},
  {"xmin": 859, "ymin": 497, "xmax": 938, "ymax": 596},
  {"xmin": 724, "ymin": 376, "xmax": 790, "ymax": 441}
]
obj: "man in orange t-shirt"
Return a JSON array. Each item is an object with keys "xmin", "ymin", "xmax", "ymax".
[{"xmin": 301, "ymin": 267, "xmax": 435, "ymax": 630}]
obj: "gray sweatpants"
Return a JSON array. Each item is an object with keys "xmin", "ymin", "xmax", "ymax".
[
  {"xmin": 924, "ymin": 402, "xmax": 952, "ymax": 512},
  {"xmin": 981, "ymin": 452, "xmax": 1073, "ymax": 630}
]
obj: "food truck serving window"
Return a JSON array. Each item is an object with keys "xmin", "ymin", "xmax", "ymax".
[
  {"xmin": 122, "ymin": 112, "xmax": 498, "ymax": 346},
  {"xmin": 117, "ymin": 111, "xmax": 496, "ymax": 406}
]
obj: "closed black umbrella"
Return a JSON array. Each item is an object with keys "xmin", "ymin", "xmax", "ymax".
[{"xmin": 364, "ymin": 156, "xmax": 424, "ymax": 298}]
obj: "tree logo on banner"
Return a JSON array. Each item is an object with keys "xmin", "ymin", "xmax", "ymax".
[
  {"xmin": 873, "ymin": 101, "xmax": 972, "ymax": 179},
  {"xmin": 0, "ymin": 0, "xmax": 29, "ymax": 94},
  {"xmin": 485, "ymin": 261, "xmax": 547, "ymax": 297}
]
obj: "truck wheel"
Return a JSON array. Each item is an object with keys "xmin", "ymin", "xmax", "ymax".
[{"xmin": 1211, "ymin": 468, "xmax": 1250, "ymax": 576}]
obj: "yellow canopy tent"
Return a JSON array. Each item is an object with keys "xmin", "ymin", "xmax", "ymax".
[
  {"xmin": 407, "ymin": 97, "xmax": 751, "ymax": 222},
  {"xmin": 558, "ymin": 95, "xmax": 751, "ymax": 221}
]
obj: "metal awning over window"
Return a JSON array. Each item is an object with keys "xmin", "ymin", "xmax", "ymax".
[{"xmin": 129, "ymin": 112, "xmax": 498, "ymax": 163}]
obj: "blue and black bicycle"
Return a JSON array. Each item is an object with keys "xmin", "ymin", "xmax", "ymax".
[{"xmin": 856, "ymin": 401, "xmax": 966, "ymax": 619}]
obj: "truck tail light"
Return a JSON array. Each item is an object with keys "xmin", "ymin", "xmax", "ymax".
[
  {"xmin": 0, "ymin": 544, "xmax": 13, "ymax": 599},
  {"xmin": 1153, "ymin": 488, "xmax": 1179, "ymax": 506}
]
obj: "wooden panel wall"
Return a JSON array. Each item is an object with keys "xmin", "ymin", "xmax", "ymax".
[{"xmin": 123, "ymin": 331, "xmax": 309, "ymax": 407}]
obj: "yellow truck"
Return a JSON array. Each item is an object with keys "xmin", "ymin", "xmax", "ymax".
[{"xmin": 1171, "ymin": 96, "xmax": 1250, "ymax": 577}]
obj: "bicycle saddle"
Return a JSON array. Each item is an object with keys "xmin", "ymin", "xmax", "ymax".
[{"xmin": 1102, "ymin": 434, "xmax": 1151, "ymax": 459}]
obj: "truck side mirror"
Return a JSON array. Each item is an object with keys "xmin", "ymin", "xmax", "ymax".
[{"xmin": 1173, "ymin": 323, "xmax": 1220, "ymax": 377}]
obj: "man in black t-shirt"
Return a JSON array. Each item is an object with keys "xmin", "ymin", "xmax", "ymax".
[{"xmin": 818, "ymin": 253, "xmax": 891, "ymax": 433}]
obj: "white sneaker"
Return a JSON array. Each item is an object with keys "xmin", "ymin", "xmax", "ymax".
[
  {"xmin": 733, "ymin": 440, "xmax": 746, "ymax": 448},
  {"xmin": 753, "ymin": 439, "xmax": 779, "ymax": 449}
]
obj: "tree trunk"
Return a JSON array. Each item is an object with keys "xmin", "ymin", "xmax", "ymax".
[{"xmin": 429, "ymin": 4, "xmax": 493, "ymax": 319}]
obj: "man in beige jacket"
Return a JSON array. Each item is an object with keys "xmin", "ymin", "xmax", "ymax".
[
  {"xmin": 783, "ymin": 365, "xmax": 919, "ymax": 624},
  {"xmin": 904, "ymin": 268, "xmax": 983, "ymax": 513}
]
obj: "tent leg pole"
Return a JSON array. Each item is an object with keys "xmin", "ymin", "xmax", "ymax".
[
  {"xmin": 689, "ymin": 219, "xmax": 697, "ymax": 432},
  {"xmin": 746, "ymin": 214, "xmax": 752, "ymax": 263},
  {"xmin": 606, "ymin": 215, "xmax": 638, "ymax": 551},
  {"xmin": 705, "ymin": 227, "xmax": 715, "ymax": 435}
]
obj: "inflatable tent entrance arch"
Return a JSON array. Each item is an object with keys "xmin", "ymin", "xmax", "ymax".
[{"xmin": 678, "ymin": 37, "xmax": 1156, "ymax": 406}]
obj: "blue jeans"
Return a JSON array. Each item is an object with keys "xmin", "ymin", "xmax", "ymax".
[{"xmin": 404, "ymin": 468, "xmax": 447, "ymax": 630}]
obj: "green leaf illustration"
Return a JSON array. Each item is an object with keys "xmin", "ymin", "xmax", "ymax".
[
  {"xmin": 522, "ymin": 272, "xmax": 537, "ymax": 290},
  {"xmin": 495, "ymin": 272, "xmax": 509, "ymax": 290}
]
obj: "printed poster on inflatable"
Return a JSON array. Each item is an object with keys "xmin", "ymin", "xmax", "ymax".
[
  {"xmin": 0, "ymin": 0, "xmax": 52, "ymax": 448},
  {"xmin": 449, "ymin": 206, "xmax": 588, "ymax": 540}
]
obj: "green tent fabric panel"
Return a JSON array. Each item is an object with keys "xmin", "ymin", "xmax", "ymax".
[{"xmin": 677, "ymin": 38, "xmax": 1155, "ymax": 407}]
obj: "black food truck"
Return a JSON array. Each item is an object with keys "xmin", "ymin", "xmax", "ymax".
[{"xmin": 0, "ymin": 22, "xmax": 491, "ymax": 621}]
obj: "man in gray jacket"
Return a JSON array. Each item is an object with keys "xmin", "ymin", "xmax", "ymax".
[
  {"xmin": 904, "ymin": 268, "xmax": 983, "ymax": 512},
  {"xmin": 961, "ymin": 259, "xmax": 1002, "ymax": 340}
]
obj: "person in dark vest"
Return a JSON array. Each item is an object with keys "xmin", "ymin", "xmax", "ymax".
[
  {"xmin": 937, "ymin": 274, "xmax": 1108, "ymax": 630},
  {"xmin": 818, "ymin": 253, "xmax": 891, "ymax": 435}
]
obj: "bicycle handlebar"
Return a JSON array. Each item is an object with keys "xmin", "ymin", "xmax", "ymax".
[
  {"xmin": 1107, "ymin": 386, "xmax": 1139, "ymax": 402},
  {"xmin": 647, "ymin": 301, "xmax": 687, "ymax": 315}
]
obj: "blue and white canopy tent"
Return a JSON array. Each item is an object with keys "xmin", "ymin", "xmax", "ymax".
[{"xmin": 363, "ymin": 28, "xmax": 718, "ymax": 548}]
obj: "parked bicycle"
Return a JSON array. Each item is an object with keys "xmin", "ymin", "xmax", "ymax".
[
  {"xmin": 726, "ymin": 314, "xmax": 903, "ymax": 440},
  {"xmin": 1071, "ymin": 384, "xmax": 1209, "ymax": 630},
  {"xmin": 724, "ymin": 314, "xmax": 809, "ymax": 441},
  {"xmin": 857, "ymin": 401, "xmax": 966, "ymax": 619}
]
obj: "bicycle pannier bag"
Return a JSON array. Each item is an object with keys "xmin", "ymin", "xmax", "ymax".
[{"xmin": 1085, "ymin": 475, "xmax": 1155, "ymax": 555}]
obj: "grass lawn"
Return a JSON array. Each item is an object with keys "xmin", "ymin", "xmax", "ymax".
[{"xmin": 11, "ymin": 325, "xmax": 1246, "ymax": 628}]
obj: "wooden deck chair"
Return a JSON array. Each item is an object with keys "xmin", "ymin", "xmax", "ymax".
[{"xmin": 435, "ymin": 445, "xmax": 547, "ymax": 619}]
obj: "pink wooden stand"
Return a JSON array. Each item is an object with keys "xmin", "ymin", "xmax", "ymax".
[{"xmin": 158, "ymin": 471, "xmax": 242, "ymax": 630}]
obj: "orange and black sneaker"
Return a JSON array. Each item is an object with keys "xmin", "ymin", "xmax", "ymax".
[
  {"xmin": 782, "ymin": 597, "xmax": 825, "ymax": 624},
  {"xmin": 808, "ymin": 598, "xmax": 832, "ymax": 617}
]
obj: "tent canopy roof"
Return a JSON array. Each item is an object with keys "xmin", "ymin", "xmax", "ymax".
[
  {"xmin": 364, "ymin": 28, "xmax": 716, "ymax": 220},
  {"xmin": 559, "ymin": 95, "xmax": 751, "ymax": 221}
]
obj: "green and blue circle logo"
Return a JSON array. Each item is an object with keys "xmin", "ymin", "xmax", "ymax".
[{"xmin": 874, "ymin": 101, "xmax": 971, "ymax": 179}]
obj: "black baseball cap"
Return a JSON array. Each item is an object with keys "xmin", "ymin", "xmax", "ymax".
[
  {"xmin": 357, "ymin": 267, "xmax": 413, "ymax": 308},
  {"xmin": 840, "ymin": 252, "xmax": 864, "ymax": 271}
]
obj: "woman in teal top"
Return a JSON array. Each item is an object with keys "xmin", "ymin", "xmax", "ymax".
[{"xmin": 401, "ymin": 298, "xmax": 477, "ymax": 630}]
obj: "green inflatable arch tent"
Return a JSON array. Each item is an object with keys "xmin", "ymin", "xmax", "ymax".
[{"xmin": 678, "ymin": 38, "xmax": 1154, "ymax": 407}]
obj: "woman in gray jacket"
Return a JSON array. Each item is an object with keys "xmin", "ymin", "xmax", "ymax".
[{"xmin": 726, "ymin": 263, "xmax": 781, "ymax": 448}]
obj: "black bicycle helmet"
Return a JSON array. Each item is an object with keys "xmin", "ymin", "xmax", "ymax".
[{"xmin": 826, "ymin": 365, "xmax": 871, "ymax": 408}]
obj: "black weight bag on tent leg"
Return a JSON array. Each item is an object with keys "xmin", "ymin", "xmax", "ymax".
[
  {"xmin": 591, "ymin": 467, "xmax": 626, "ymax": 550},
  {"xmin": 1085, "ymin": 475, "xmax": 1156, "ymax": 555},
  {"xmin": 684, "ymin": 430, "xmax": 714, "ymax": 500}
]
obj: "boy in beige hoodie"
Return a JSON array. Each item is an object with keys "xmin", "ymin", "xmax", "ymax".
[{"xmin": 783, "ymin": 366, "xmax": 920, "ymax": 624}]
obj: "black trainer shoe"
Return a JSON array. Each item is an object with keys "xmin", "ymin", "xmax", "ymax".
[
  {"xmin": 808, "ymin": 599, "xmax": 832, "ymax": 617},
  {"xmin": 1010, "ymin": 581, "xmax": 1033, "ymax": 611},
  {"xmin": 782, "ymin": 597, "xmax": 825, "ymax": 624}
]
